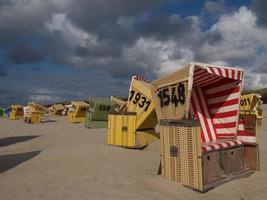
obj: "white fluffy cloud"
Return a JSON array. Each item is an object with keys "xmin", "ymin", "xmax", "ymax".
[
  {"xmin": 123, "ymin": 37, "xmax": 195, "ymax": 77},
  {"xmin": 46, "ymin": 13, "xmax": 97, "ymax": 47},
  {"xmin": 209, "ymin": 6, "xmax": 267, "ymax": 59},
  {"xmin": 43, "ymin": 6, "xmax": 267, "ymax": 89},
  {"xmin": 197, "ymin": 6, "xmax": 267, "ymax": 89}
]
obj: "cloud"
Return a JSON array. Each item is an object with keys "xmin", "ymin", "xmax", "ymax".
[
  {"xmin": 251, "ymin": 0, "xmax": 267, "ymax": 27},
  {"xmin": 196, "ymin": 6, "xmax": 267, "ymax": 89},
  {"xmin": 123, "ymin": 37, "xmax": 195, "ymax": 77},
  {"xmin": 1, "ymin": 0, "xmax": 267, "ymax": 107},
  {"xmin": 244, "ymin": 70, "xmax": 267, "ymax": 90},
  {"xmin": 7, "ymin": 44, "xmax": 46, "ymax": 64},
  {"xmin": 46, "ymin": 13, "xmax": 97, "ymax": 48},
  {"xmin": 203, "ymin": 0, "xmax": 227, "ymax": 18},
  {"xmin": 0, "ymin": 65, "xmax": 7, "ymax": 77}
]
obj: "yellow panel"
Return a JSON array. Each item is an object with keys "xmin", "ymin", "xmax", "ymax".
[
  {"xmin": 240, "ymin": 93, "xmax": 262, "ymax": 119},
  {"xmin": 240, "ymin": 94, "xmax": 256, "ymax": 111},
  {"xmin": 108, "ymin": 113, "xmax": 156, "ymax": 148},
  {"xmin": 67, "ymin": 101, "xmax": 89, "ymax": 123},
  {"xmin": 9, "ymin": 112, "xmax": 23, "ymax": 120},
  {"xmin": 127, "ymin": 79, "xmax": 158, "ymax": 130},
  {"xmin": 30, "ymin": 113, "xmax": 42, "ymax": 123},
  {"xmin": 159, "ymin": 120, "xmax": 203, "ymax": 191},
  {"xmin": 10, "ymin": 104, "xmax": 24, "ymax": 120},
  {"xmin": 9, "ymin": 112, "xmax": 16, "ymax": 120},
  {"xmin": 68, "ymin": 112, "xmax": 85, "ymax": 123}
]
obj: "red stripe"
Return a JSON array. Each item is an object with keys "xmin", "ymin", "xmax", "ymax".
[
  {"xmin": 194, "ymin": 68, "xmax": 206, "ymax": 76},
  {"xmin": 217, "ymin": 133, "xmax": 235, "ymax": 138},
  {"xmin": 204, "ymin": 78, "xmax": 238, "ymax": 90},
  {"xmin": 201, "ymin": 76, "xmax": 224, "ymax": 87},
  {"xmin": 195, "ymin": 88, "xmax": 213, "ymax": 142},
  {"xmin": 214, "ymin": 122, "xmax": 237, "ymax": 128},
  {"xmin": 194, "ymin": 76, "xmax": 212, "ymax": 86},
  {"xmin": 237, "ymin": 131, "xmax": 256, "ymax": 137},
  {"xmin": 216, "ymin": 143, "xmax": 224, "ymax": 149},
  {"xmin": 191, "ymin": 91, "xmax": 205, "ymax": 143},
  {"xmin": 213, "ymin": 110, "xmax": 238, "ymax": 118},
  {"xmin": 194, "ymin": 75, "xmax": 221, "ymax": 87},
  {"xmin": 209, "ymin": 67, "xmax": 215, "ymax": 75},
  {"xmin": 202, "ymin": 146, "xmax": 207, "ymax": 152},
  {"xmin": 194, "ymin": 72, "xmax": 212, "ymax": 84},
  {"xmin": 208, "ymin": 98, "xmax": 239, "ymax": 109},
  {"xmin": 225, "ymin": 69, "xmax": 229, "ymax": 78},
  {"xmin": 206, "ymin": 87, "xmax": 240, "ymax": 99},
  {"xmin": 217, "ymin": 68, "xmax": 223, "ymax": 76},
  {"xmin": 210, "ymin": 145, "xmax": 216, "ymax": 151},
  {"xmin": 232, "ymin": 140, "xmax": 238, "ymax": 145},
  {"xmin": 224, "ymin": 141, "xmax": 232, "ymax": 147},
  {"xmin": 232, "ymin": 70, "xmax": 235, "ymax": 79}
]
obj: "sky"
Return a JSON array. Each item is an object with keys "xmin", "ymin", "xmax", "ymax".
[{"xmin": 0, "ymin": 0, "xmax": 267, "ymax": 107}]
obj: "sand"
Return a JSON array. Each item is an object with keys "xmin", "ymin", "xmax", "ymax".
[{"xmin": 0, "ymin": 108, "xmax": 267, "ymax": 200}]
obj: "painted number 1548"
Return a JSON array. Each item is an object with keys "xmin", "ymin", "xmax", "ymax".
[{"xmin": 158, "ymin": 83, "xmax": 185, "ymax": 108}]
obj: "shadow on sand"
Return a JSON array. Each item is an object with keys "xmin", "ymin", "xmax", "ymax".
[
  {"xmin": 0, "ymin": 136, "xmax": 40, "ymax": 147},
  {"xmin": 0, "ymin": 150, "xmax": 41, "ymax": 173}
]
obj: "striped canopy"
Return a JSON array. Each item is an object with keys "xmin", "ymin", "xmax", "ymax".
[{"xmin": 190, "ymin": 63, "xmax": 244, "ymax": 144}]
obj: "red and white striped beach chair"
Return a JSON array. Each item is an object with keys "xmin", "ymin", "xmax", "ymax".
[{"xmin": 152, "ymin": 62, "xmax": 260, "ymax": 192}]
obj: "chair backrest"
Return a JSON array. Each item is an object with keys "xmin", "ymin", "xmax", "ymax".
[
  {"xmin": 11, "ymin": 105, "xmax": 24, "ymax": 115},
  {"xmin": 190, "ymin": 64, "xmax": 243, "ymax": 143},
  {"xmin": 88, "ymin": 97, "xmax": 115, "ymax": 121},
  {"xmin": 127, "ymin": 76, "xmax": 157, "ymax": 129},
  {"xmin": 191, "ymin": 87, "xmax": 217, "ymax": 143},
  {"xmin": 71, "ymin": 101, "xmax": 89, "ymax": 117}
]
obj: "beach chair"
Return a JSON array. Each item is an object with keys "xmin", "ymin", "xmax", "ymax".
[
  {"xmin": 24, "ymin": 102, "xmax": 48, "ymax": 123},
  {"xmin": 108, "ymin": 76, "xmax": 158, "ymax": 148},
  {"xmin": 239, "ymin": 93, "xmax": 263, "ymax": 120},
  {"xmin": 49, "ymin": 104, "xmax": 65, "ymax": 115},
  {"xmin": 111, "ymin": 96, "xmax": 127, "ymax": 112},
  {"xmin": 85, "ymin": 97, "xmax": 115, "ymax": 128},
  {"xmin": 68, "ymin": 101, "xmax": 89, "ymax": 123},
  {"xmin": 151, "ymin": 62, "xmax": 259, "ymax": 192},
  {"xmin": 9, "ymin": 105, "xmax": 24, "ymax": 120}
]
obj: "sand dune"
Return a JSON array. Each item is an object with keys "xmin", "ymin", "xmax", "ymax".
[{"xmin": 0, "ymin": 114, "xmax": 267, "ymax": 200}]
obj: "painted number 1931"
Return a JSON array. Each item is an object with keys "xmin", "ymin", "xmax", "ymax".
[{"xmin": 128, "ymin": 90, "xmax": 151, "ymax": 111}]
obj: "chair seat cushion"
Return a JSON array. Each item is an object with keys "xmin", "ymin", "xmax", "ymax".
[{"xmin": 202, "ymin": 139, "xmax": 242, "ymax": 153}]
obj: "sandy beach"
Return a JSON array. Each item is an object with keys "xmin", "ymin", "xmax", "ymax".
[{"xmin": 0, "ymin": 108, "xmax": 267, "ymax": 200}]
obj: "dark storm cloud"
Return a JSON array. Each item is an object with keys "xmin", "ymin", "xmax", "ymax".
[
  {"xmin": 0, "ymin": 0, "xmax": 196, "ymax": 76},
  {"xmin": 75, "ymin": 40, "xmax": 122, "ymax": 58},
  {"xmin": 0, "ymin": 1, "xmax": 59, "ymax": 44},
  {"xmin": 67, "ymin": 0, "xmax": 163, "ymax": 31},
  {"xmin": 136, "ymin": 14, "xmax": 195, "ymax": 41},
  {"xmin": 7, "ymin": 44, "xmax": 46, "ymax": 64},
  {"xmin": 0, "ymin": 0, "xmax": 267, "ymax": 107},
  {"xmin": 251, "ymin": 0, "xmax": 267, "ymax": 27},
  {"xmin": 109, "ymin": 59, "xmax": 148, "ymax": 79},
  {"xmin": 0, "ymin": 65, "xmax": 7, "ymax": 77}
]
